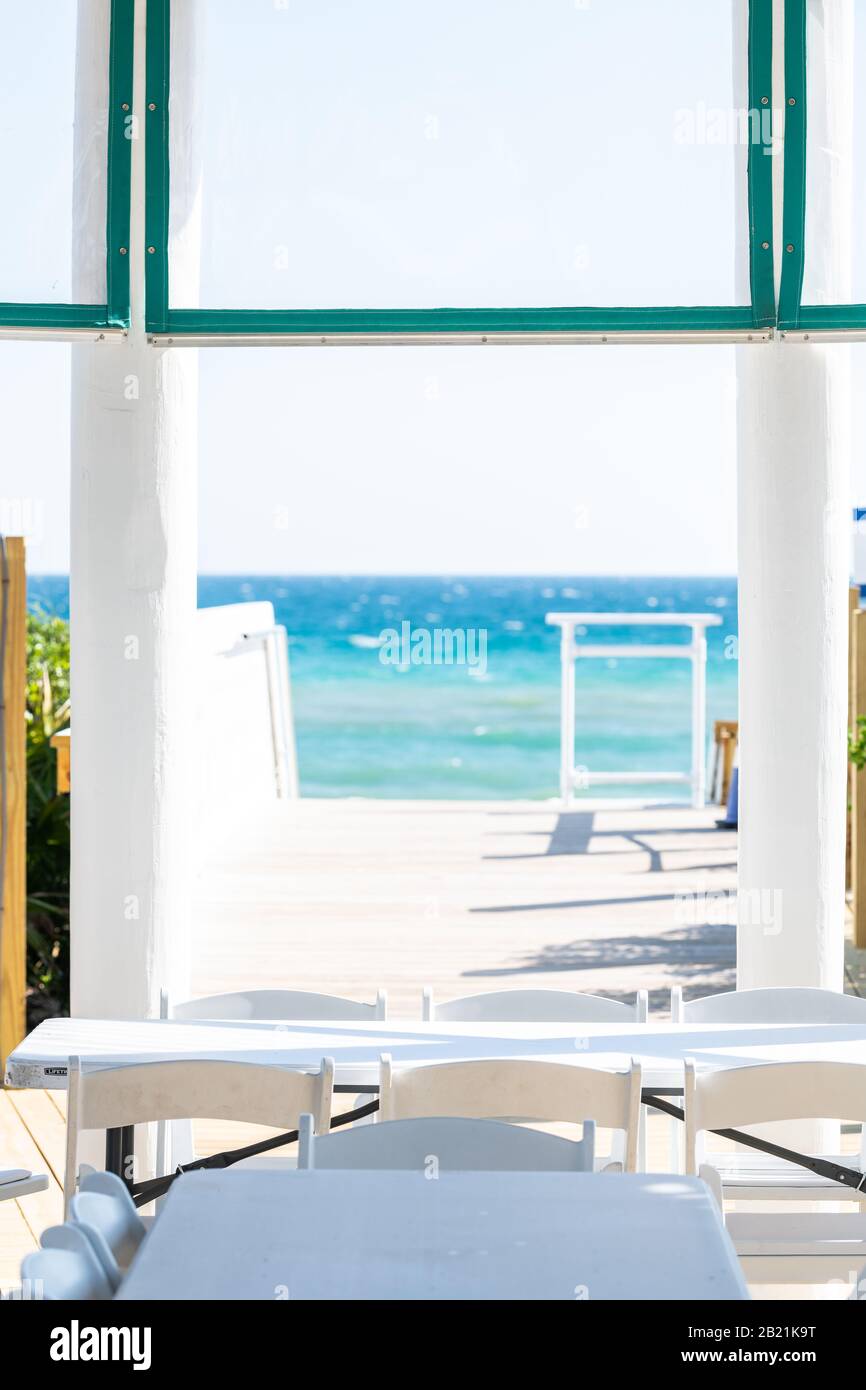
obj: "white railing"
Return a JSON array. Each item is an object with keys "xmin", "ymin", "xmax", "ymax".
[
  {"xmin": 194, "ymin": 603, "xmax": 300, "ymax": 841},
  {"xmin": 239, "ymin": 625, "xmax": 300, "ymax": 800},
  {"xmin": 545, "ymin": 612, "xmax": 723, "ymax": 809}
]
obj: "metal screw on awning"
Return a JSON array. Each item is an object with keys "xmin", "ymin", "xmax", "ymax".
[
  {"xmin": 122, "ymin": 103, "xmax": 130, "ymax": 111},
  {"xmin": 786, "ymin": 244, "xmax": 795, "ymax": 253},
  {"xmin": 119, "ymin": 247, "xmax": 128, "ymax": 255},
  {"xmin": 788, "ymin": 97, "xmax": 797, "ymax": 106},
  {"xmin": 147, "ymin": 246, "xmax": 156, "ymax": 254},
  {"xmin": 148, "ymin": 102, "xmax": 157, "ymax": 111},
  {"xmin": 761, "ymin": 241, "xmax": 770, "ymax": 250},
  {"xmin": 761, "ymin": 95, "xmax": 769, "ymax": 105}
]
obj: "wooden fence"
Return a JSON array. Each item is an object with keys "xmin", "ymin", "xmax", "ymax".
[{"xmin": 0, "ymin": 538, "xmax": 26, "ymax": 1072}]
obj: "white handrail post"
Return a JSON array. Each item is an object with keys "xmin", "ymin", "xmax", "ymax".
[
  {"xmin": 690, "ymin": 622, "xmax": 708, "ymax": 809},
  {"xmin": 547, "ymin": 612, "xmax": 720, "ymax": 804},
  {"xmin": 559, "ymin": 621, "xmax": 575, "ymax": 807},
  {"xmin": 274, "ymin": 626, "xmax": 300, "ymax": 799}
]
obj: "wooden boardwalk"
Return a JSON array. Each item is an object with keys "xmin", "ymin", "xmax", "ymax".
[
  {"xmin": 0, "ymin": 1088, "xmax": 66, "ymax": 1293},
  {"xmin": 192, "ymin": 798, "xmax": 739, "ymax": 1015}
]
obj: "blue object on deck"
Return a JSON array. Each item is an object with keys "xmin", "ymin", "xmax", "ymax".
[{"xmin": 716, "ymin": 765, "xmax": 738, "ymax": 829}]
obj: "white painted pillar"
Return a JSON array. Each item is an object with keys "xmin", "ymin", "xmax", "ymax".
[
  {"xmin": 735, "ymin": 1, "xmax": 853, "ymax": 989},
  {"xmin": 70, "ymin": 0, "xmax": 201, "ymax": 1019}
]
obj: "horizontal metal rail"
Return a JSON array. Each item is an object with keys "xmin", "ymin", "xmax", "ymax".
[{"xmin": 147, "ymin": 329, "xmax": 775, "ymax": 349}]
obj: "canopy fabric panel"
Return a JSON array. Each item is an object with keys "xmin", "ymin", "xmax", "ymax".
[
  {"xmin": 0, "ymin": 0, "xmax": 132, "ymax": 331},
  {"xmin": 152, "ymin": 0, "xmax": 766, "ymax": 336},
  {"xmin": 785, "ymin": 0, "xmax": 866, "ymax": 330}
]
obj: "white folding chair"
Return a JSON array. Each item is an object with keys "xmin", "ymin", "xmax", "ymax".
[
  {"xmin": 297, "ymin": 1112, "xmax": 596, "ymax": 1173},
  {"xmin": 685, "ymin": 1058, "xmax": 866, "ymax": 1283},
  {"xmin": 0, "ymin": 1169, "xmax": 49, "ymax": 1201},
  {"xmin": 671, "ymin": 984, "xmax": 866, "ymax": 1024},
  {"xmin": 162, "ymin": 987, "xmax": 387, "ymax": 1021},
  {"xmin": 667, "ymin": 987, "xmax": 866, "ymax": 1178},
  {"xmin": 42, "ymin": 1218, "xmax": 122, "ymax": 1292},
  {"xmin": 423, "ymin": 986, "xmax": 647, "ymax": 1023},
  {"xmin": 157, "ymin": 988, "xmax": 376, "ymax": 1170},
  {"xmin": 71, "ymin": 1171, "xmax": 148, "ymax": 1270},
  {"xmin": 379, "ymin": 1055, "xmax": 641, "ymax": 1171},
  {"xmin": 64, "ymin": 1054, "xmax": 334, "ymax": 1214},
  {"xmin": 22, "ymin": 1223, "xmax": 114, "ymax": 1300}
]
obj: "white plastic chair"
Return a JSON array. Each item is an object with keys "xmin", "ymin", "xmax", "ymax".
[
  {"xmin": 667, "ymin": 989, "xmax": 866, "ymax": 1185},
  {"xmin": 685, "ymin": 1058, "xmax": 866, "ymax": 1282},
  {"xmin": 0, "ymin": 1169, "xmax": 49, "ymax": 1201},
  {"xmin": 379, "ymin": 1055, "xmax": 641, "ymax": 1171},
  {"xmin": 42, "ymin": 1218, "xmax": 122, "ymax": 1292},
  {"xmin": 64, "ymin": 1054, "xmax": 334, "ymax": 1214},
  {"xmin": 297, "ymin": 1112, "xmax": 596, "ymax": 1172},
  {"xmin": 22, "ymin": 1223, "xmax": 114, "ymax": 1300},
  {"xmin": 71, "ymin": 1171, "xmax": 147, "ymax": 1271},
  {"xmin": 671, "ymin": 984, "xmax": 866, "ymax": 1024},
  {"xmin": 158, "ymin": 988, "xmax": 383, "ymax": 1168},
  {"xmin": 422, "ymin": 986, "xmax": 647, "ymax": 1023},
  {"xmin": 162, "ymin": 987, "xmax": 387, "ymax": 1021}
]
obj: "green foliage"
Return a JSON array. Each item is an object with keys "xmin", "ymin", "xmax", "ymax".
[
  {"xmin": 850, "ymin": 717, "xmax": 866, "ymax": 773},
  {"xmin": 25, "ymin": 611, "xmax": 70, "ymax": 1024}
]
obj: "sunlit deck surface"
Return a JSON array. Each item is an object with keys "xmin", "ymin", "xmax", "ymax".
[{"xmin": 192, "ymin": 798, "xmax": 739, "ymax": 1015}]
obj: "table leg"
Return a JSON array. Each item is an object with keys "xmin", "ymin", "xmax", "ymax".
[{"xmin": 105, "ymin": 1124, "xmax": 136, "ymax": 1190}]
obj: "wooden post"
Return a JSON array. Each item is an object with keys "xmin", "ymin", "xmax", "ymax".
[
  {"xmin": 0, "ymin": 537, "xmax": 26, "ymax": 1071},
  {"xmin": 50, "ymin": 729, "xmax": 71, "ymax": 794},
  {"xmin": 852, "ymin": 607, "xmax": 866, "ymax": 949}
]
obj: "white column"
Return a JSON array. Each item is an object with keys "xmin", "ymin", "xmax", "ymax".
[
  {"xmin": 735, "ymin": 1, "xmax": 853, "ymax": 989},
  {"xmin": 70, "ymin": 0, "xmax": 201, "ymax": 1019}
]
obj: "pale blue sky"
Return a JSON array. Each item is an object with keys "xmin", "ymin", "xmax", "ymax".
[{"xmin": 0, "ymin": 1, "xmax": 864, "ymax": 574}]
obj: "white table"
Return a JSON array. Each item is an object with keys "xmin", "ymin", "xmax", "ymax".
[
  {"xmin": 8, "ymin": 1016, "xmax": 866, "ymax": 1092},
  {"xmin": 116, "ymin": 1169, "xmax": 749, "ymax": 1301}
]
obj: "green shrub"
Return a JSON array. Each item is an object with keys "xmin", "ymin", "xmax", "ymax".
[
  {"xmin": 851, "ymin": 716, "xmax": 866, "ymax": 773},
  {"xmin": 25, "ymin": 612, "xmax": 70, "ymax": 1025}
]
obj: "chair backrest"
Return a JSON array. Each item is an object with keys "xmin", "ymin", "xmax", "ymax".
[
  {"xmin": 671, "ymin": 985, "xmax": 866, "ymax": 1025},
  {"xmin": 162, "ymin": 987, "xmax": 387, "ymax": 1021},
  {"xmin": 422, "ymin": 986, "xmax": 647, "ymax": 1023},
  {"xmin": 684, "ymin": 1059, "xmax": 866, "ymax": 1174},
  {"xmin": 297, "ymin": 1113, "xmax": 596, "ymax": 1173},
  {"xmin": 71, "ymin": 1183, "xmax": 147, "ymax": 1270},
  {"xmin": 65, "ymin": 1055, "xmax": 334, "ymax": 1214},
  {"xmin": 27, "ymin": 1223, "xmax": 115, "ymax": 1299},
  {"xmin": 379, "ymin": 1055, "xmax": 641, "ymax": 1171}
]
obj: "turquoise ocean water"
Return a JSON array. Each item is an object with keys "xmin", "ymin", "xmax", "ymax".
[{"xmin": 29, "ymin": 575, "xmax": 737, "ymax": 801}]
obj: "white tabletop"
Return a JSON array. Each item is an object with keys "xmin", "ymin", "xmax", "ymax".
[
  {"xmin": 8, "ymin": 1017, "xmax": 866, "ymax": 1091},
  {"xmin": 116, "ymin": 1169, "xmax": 748, "ymax": 1301}
]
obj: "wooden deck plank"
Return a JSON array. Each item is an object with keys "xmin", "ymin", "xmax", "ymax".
[
  {"xmin": 46, "ymin": 1089, "xmax": 67, "ymax": 1126},
  {"xmin": 0, "ymin": 1197, "xmax": 37, "ymax": 1296},
  {"xmin": 7, "ymin": 1088, "xmax": 68, "ymax": 1187},
  {"xmin": 192, "ymin": 799, "xmax": 739, "ymax": 1017},
  {"xmin": 0, "ymin": 1089, "xmax": 64, "ymax": 1285}
]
